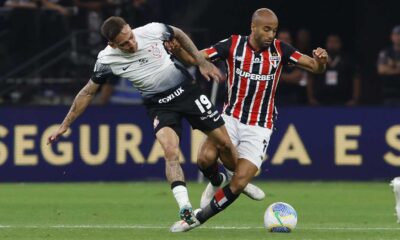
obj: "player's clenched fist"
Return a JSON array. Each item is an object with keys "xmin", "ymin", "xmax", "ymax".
[{"xmin": 312, "ymin": 47, "xmax": 329, "ymax": 64}]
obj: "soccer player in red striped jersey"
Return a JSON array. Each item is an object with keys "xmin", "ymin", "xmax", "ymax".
[{"xmin": 168, "ymin": 8, "xmax": 328, "ymax": 232}]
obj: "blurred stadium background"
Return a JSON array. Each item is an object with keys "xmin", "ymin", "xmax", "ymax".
[{"xmin": 0, "ymin": 0, "xmax": 400, "ymax": 239}]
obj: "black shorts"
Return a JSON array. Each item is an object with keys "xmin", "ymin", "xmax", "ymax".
[{"xmin": 143, "ymin": 80, "xmax": 224, "ymax": 137}]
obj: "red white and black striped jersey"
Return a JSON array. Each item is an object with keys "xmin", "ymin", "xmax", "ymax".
[{"xmin": 205, "ymin": 35, "xmax": 302, "ymax": 129}]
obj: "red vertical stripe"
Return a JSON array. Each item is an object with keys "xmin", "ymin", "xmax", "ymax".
[
  {"xmin": 266, "ymin": 41, "xmax": 283, "ymax": 129},
  {"xmin": 248, "ymin": 51, "xmax": 270, "ymax": 125},
  {"xmin": 228, "ymin": 35, "xmax": 239, "ymax": 87},
  {"xmin": 232, "ymin": 44, "xmax": 252, "ymax": 119}
]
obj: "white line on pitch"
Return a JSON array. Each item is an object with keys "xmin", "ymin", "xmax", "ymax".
[{"xmin": 0, "ymin": 225, "xmax": 399, "ymax": 231}]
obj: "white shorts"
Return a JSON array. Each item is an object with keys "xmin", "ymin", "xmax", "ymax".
[{"xmin": 223, "ymin": 114, "xmax": 273, "ymax": 169}]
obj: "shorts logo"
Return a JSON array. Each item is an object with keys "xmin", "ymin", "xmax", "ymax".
[
  {"xmin": 153, "ymin": 116, "xmax": 159, "ymax": 129},
  {"xmin": 158, "ymin": 87, "xmax": 184, "ymax": 104},
  {"xmin": 213, "ymin": 115, "xmax": 221, "ymax": 122},
  {"xmin": 262, "ymin": 139, "xmax": 268, "ymax": 158},
  {"xmin": 200, "ymin": 110, "xmax": 219, "ymax": 121}
]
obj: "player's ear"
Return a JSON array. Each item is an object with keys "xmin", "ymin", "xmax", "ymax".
[{"xmin": 251, "ymin": 22, "xmax": 256, "ymax": 32}]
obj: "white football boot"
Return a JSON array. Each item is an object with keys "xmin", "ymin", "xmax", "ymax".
[
  {"xmin": 225, "ymin": 169, "xmax": 266, "ymax": 201},
  {"xmin": 390, "ymin": 177, "xmax": 400, "ymax": 223},
  {"xmin": 200, "ymin": 173, "xmax": 228, "ymax": 208},
  {"xmin": 243, "ymin": 183, "xmax": 266, "ymax": 201},
  {"xmin": 170, "ymin": 209, "xmax": 202, "ymax": 232}
]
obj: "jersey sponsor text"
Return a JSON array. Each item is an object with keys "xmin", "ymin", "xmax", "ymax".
[{"xmin": 235, "ymin": 68, "xmax": 275, "ymax": 81}]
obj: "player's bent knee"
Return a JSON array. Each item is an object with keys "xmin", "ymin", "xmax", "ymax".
[
  {"xmin": 163, "ymin": 144, "xmax": 180, "ymax": 161},
  {"xmin": 197, "ymin": 153, "xmax": 208, "ymax": 168},
  {"xmin": 215, "ymin": 136, "xmax": 233, "ymax": 152},
  {"xmin": 197, "ymin": 149, "xmax": 218, "ymax": 169},
  {"xmin": 197, "ymin": 152, "xmax": 215, "ymax": 169}
]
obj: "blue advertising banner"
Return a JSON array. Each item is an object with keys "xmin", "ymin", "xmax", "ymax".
[{"xmin": 0, "ymin": 106, "xmax": 399, "ymax": 181}]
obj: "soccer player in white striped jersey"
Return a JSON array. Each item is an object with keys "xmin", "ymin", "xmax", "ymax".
[{"xmin": 168, "ymin": 8, "xmax": 328, "ymax": 232}]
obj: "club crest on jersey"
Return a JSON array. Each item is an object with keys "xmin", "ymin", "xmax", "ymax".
[
  {"xmin": 149, "ymin": 43, "xmax": 162, "ymax": 58},
  {"xmin": 269, "ymin": 54, "xmax": 280, "ymax": 68},
  {"xmin": 153, "ymin": 116, "xmax": 159, "ymax": 129}
]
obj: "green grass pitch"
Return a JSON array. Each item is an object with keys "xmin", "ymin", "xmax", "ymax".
[{"xmin": 0, "ymin": 181, "xmax": 399, "ymax": 240}]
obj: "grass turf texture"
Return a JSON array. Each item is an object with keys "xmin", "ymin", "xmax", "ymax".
[{"xmin": 0, "ymin": 182, "xmax": 398, "ymax": 240}]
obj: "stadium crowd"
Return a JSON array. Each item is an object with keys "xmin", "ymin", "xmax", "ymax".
[{"xmin": 0, "ymin": 0, "xmax": 399, "ymax": 107}]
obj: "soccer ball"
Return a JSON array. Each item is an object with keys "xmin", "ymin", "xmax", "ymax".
[{"xmin": 264, "ymin": 202, "xmax": 297, "ymax": 233}]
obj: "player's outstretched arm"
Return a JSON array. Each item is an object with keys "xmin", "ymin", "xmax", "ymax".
[
  {"xmin": 47, "ymin": 80, "xmax": 100, "ymax": 145},
  {"xmin": 170, "ymin": 26, "xmax": 222, "ymax": 81},
  {"xmin": 164, "ymin": 39, "xmax": 197, "ymax": 65},
  {"xmin": 296, "ymin": 47, "xmax": 328, "ymax": 74},
  {"xmin": 164, "ymin": 39, "xmax": 210, "ymax": 65}
]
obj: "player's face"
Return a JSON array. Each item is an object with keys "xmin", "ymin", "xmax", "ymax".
[
  {"xmin": 112, "ymin": 25, "xmax": 138, "ymax": 53},
  {"xmin": 252, "ymin": 18, "xmax": 278, "ymax": 49}
]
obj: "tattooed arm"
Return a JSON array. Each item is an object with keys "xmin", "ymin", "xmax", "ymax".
[
  {"xmin": 170, "ymin": 26, "xmax": 206, "ymax": 65},
  {"xmin": 170, "ymin": 26, "xmax": 223, "ymax": 81},
  {"xmin": 47, "ymin": 80, "xmax": 100, "ymax": 144},
  {"xmin": 164, "ymin": 38, "xmax": 197, "ymax": 65}
]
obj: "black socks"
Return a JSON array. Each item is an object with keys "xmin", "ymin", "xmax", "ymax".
[
  {"xmin": 199, "ymin": 162, "xmax": 223, "ymax": 186},
  {"xmin": 196, "ymin": 184, "xmax": 239, "ymax": 223}
]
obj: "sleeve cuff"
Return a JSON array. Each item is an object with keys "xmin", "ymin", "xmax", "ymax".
[
  {"xmin": 164, "ymin": 24, "xmax": 174, "ymax": 41},
  {"xmin": 205, "ymin": 47, "xmax": 218, "ymax": 59},
  {"xmin": 290, "ymin": 51, "xmax": 302, "ymax": 63}
]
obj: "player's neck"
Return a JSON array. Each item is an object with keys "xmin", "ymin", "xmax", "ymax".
[{"xmin": 248, "ymin": 35, "xmax": 263, "ymax": 52}]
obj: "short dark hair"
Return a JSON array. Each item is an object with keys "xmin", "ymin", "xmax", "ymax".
[{"xmin": 101, "ymin": 16, "xmax": 127, "ymax": 42}]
